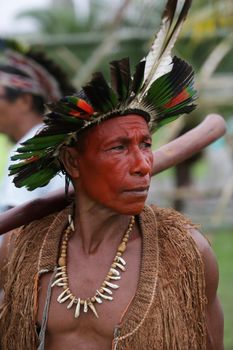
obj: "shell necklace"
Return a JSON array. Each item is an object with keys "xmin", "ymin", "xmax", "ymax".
[{"xmin": 52, "ymin": 215, "xmax": 135, "ymax": 319}]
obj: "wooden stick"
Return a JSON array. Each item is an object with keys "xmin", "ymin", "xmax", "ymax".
[
  {"xmin": 152, "ymin": 113, "xmax": 226, "ymax": 174},
  {"xmin": 0, "ymin": 114, "xmax": 226, "ymax": 235}
]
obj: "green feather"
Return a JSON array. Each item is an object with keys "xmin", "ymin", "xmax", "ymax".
[
  {"xmin": 18, "ymin": 134, "xmax": 66, "ymax": 152},
  {"xmin": 18, "ymin": 167, "xmax": 58, "ymax": 191},
  {"xmin": 11, "ymin": 150, "xmax": 48, "ymax": 161}
]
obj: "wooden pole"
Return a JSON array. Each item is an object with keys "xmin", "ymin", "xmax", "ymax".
[{"xmin": 0, "ymin": 114, "xmax": 226, "ymax": 235}]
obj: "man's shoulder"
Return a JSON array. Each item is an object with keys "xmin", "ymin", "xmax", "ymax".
[
  {"xmin": 146, "ymin": 204, "xmax": 206, "ymax": 252},
  {"xmin": 148, "ymin": 203, "xmax": 194, "ymax": 229},
  {"xmin": 2, "ymin": 205, "xmax": 71, "ymax": 275},
  {"xmin": 10, "ymin": 205, "xmax": 70, "ymax": 244},
  {"xmin": 151, "ymin": 205, "xmax": 211, "ymax": 250},
  {"xmin": 148, "ymin": 204, "xmax": 212, "ymax": 262},
  {"xmin": 15, "ymin": 211, "xmax": 59, "ymax": 237}
]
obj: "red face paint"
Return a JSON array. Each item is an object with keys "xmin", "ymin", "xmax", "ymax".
[{"xmin": 76, "ymin": 115, "xmax": 153, "ymax": 215}]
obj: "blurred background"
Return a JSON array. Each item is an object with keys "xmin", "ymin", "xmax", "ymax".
[{"xmin": 0, "ymin": 0, "xmax": 232, "ymax": 347}]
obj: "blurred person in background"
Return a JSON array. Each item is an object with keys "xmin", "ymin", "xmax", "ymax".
[
  {"xmin": 0, "ymin": 39, "xmax": 75, "ymax": 212},
  {"xmin": 173, "ymin": 117, "xmax": 203, "ymax": 211}
]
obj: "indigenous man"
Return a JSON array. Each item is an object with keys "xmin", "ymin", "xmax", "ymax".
[
  {"xmin": 0, "ymin": 1, "xmax": 224, "ymax": 349},
  {"xmin": 0, "ymin": 38, "xmax": 75, "ymax": 211},
  {"xmin": 0, "ymin": 112, "xmax": 226, "ymax": 235}
]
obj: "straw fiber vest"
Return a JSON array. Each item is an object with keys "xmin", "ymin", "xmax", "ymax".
[{"xmin": 0, "ymin": 205, "xmax": 207, "ymax": 349}]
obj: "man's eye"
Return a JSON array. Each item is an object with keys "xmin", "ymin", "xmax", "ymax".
[
  {"xmin": 142, "ymin": 142, "xmax": 152, "ymax": 149},
  {"xmin": 111, "ymin": 145, "xmax": 125, "ymax": 150}
]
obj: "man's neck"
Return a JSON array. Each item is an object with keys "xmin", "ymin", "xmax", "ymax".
[{"xmin": 73, "ymin": 196, "xmax": 132, "ymax": 255}]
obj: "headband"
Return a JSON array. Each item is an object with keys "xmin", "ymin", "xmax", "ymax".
[
  {"xmin": 9, "ymin": 0, "xmax": 196, "ymax": 191},
  {"xmin": 0, "ymin": 71, "xmax": 47, "ymax": 97},
  {"xmin": 0, "ymin": 42, "xmax": 62, "ymax": 101}
]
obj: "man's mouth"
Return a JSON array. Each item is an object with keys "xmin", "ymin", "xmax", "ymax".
[{"xmin": 123, "ymin": 186, "xmax": 149, "ymax": 195}]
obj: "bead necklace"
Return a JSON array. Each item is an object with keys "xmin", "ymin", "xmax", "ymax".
[{"xmin": 52, "ymin": 215, "xmax": 135, "ymax": 319}]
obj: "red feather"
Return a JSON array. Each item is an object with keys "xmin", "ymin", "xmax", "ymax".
[
  {"xmin": 76, "ymin": 99, "xmax": 94, "ymax": 115},
  {"xmin": 26, "ymin": 155, "xmax": 39, "ymax": 163},
  {"xmin": 164, "ymin": 88, "xmax": 190, "ymax": 108},
  {"xmin": 69, "ymin": 109, "xmax": 81, "ymax": 117}
]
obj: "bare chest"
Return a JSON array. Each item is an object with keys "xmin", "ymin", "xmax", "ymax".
[{"xmin": 37, "ymin": 238, "xmax": 141, "ymax": 350}]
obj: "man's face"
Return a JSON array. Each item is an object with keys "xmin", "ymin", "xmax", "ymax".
[
  {"xmin": 0, "ymin": 86, "xmax": 18, "ymax": 137},
  {"xmin": 76, "ymin": 114, "xmax": 153, "ymax": 215}
]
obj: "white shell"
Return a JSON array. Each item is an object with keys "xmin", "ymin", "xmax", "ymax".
[
  {"xmin": 88, "ymin": 302, "xmax": 99, "ymax": 318},
  {"xmin": 57, "ymin": 266, "xmax": 66, "ymax": 272},
  {"xmin": 52, "ymin": 276, "xmax": 68, "ymax": 287},
  {"xmin": 68, "ymin": 214, "xmax": 75, "ymax": 231},
  {"xmin": 57, "ymin": 288, "xmax": 69, "ymax": 302},
  {"xmin": 59, "ymin": 293, "xmax": 72, "ymax": 303},
  {"xmin": 57, "ymin": 282, "xmax": 67, "ymax": 287},
  {"xmin": 94, "ymin": 296, "xmax": 103, "ymax": 304},
  {"xmin": 116, "ymin": 256, "xmax": 126, "ymax": 266},
  {"xmin": 108, "ymin": 275, "xmax": 121, "ymax": 281},
  {"xmin": 67, "ymin": 297, "xmax": 76, "ymax": 309},
  {"xmin": 96, "ymin": 290, "xmax": 113, "ymax": 301},
  {"xmin": 110, "ymin": 268, "xmax": 120, "ymax": 276},
  {"xmin": 74, "ymin": 298, "xmax": 81, "ymax": 318},
  {"xmin": 84, "ymin": 300, "xmax": 88, "ymax": 313},
  {"xmin": 105, "ymin": 281, "xmax": 119, "ymax": 289},
  {"xmin": 114, "ymin": 262, "xmax": 125, "ymax": 271},
  {"xmin": 102, "ymin": 287, "xmax": 113, "ymax": 295},
  {"xmin": 55, "ymin": 271, "xmax": 66, "ymax": 278}
]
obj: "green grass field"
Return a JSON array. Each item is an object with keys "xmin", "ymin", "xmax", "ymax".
[
  {"xmin": 0, "ymin": 136, "xmax": 11, "ymax": 178},
  {"xmin": 211, "ymin": 231, "xmax": 233, "ymax": 350}
]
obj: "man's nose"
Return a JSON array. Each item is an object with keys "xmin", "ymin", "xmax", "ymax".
[{"xmin": 130, "ymin": 150, "xmax": 152, "ymax": 176}]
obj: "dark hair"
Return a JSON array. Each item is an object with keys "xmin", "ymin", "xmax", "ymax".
[
  {"xmin": 26, "ymin": 49, "xmax": 75, "ymax": 96},
  {"xmin": 0, "ymin": 51, "xmax": 76, "ymax": 115}
]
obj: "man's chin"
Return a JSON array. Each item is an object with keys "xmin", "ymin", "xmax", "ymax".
[{"xmin": 110, "ymin": 202, "xmax": 146, "ymax": 216}]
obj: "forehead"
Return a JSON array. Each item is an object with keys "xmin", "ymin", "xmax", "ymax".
[{"xmin": 86, "ymin": 114, "xmax": 150, "ymax": 143}]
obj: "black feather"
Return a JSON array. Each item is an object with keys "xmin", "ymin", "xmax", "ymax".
[
  {"xmin": 131, "ymin": 60, "xmax": 146, "ymax": 96},
  {"xmin": 163, "ymin": 0, "xmax": 192, "ymax": 53},
  {"xmin": 162, "ymin": 0, "xmax": 178, "ymax": 24},
  {"xmin": 83, "ymin": 72, "xmax": 117, "ymax": 113},
  {"xmin": 110, "ymin": 58, "xmax": 131, "ymax": 100}
]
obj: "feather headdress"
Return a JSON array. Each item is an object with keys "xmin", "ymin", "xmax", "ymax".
[{"xmin": 9, "ymin": 0, "xmax": 197, "ymax": 191}]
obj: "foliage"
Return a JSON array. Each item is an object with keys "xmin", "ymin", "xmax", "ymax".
[
  {"xmin": 0, "ymin": 136, "xmax": 12, "ymax": 179},
  {"xmin": 16, "ymin": 0, "xmax": 117, "ymax": 34},
  {"xmin": 15, "ymin": 0, "xmax": 232, "ymax": 120},
  {"xmin": 211, "ymin": 230, "xmax": 233, "ymax": 350}
]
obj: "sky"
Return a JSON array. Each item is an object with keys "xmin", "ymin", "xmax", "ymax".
[
  {"xmin": 0, "ymin": 0, "xmax": 51, "ymax": 34},
  {"xmin": 0, "ymin": 0, "xmax": 89, "ymax": 35}
]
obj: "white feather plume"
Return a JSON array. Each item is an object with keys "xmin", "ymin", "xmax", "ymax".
[{"xmin": 140, "ymin": 0, "xmax": 192, "ymax": 97}]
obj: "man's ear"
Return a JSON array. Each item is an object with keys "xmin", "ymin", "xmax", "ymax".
[{"xmin": 59, "ymin": 146, "xmax": 80, "ymax": 179}]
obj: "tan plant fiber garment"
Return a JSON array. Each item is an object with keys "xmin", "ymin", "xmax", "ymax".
[{"xmin": 0, "ymin": 205, "xmax": 207, "ymax": 350}]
